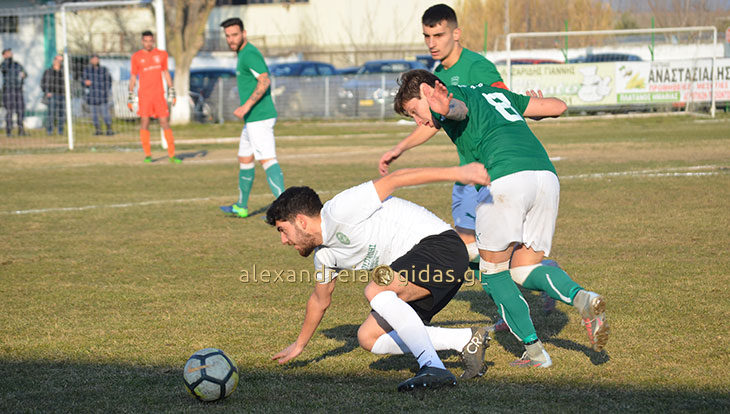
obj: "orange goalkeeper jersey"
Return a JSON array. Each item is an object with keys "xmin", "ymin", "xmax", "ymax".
[{"xmin": 130, "ymin": 48, "xmax": 168, "ymax": 98}]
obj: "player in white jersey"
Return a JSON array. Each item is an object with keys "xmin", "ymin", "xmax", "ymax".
[{"xmin": 266, "ymin": 163, "xmax": 492, "ymax": 391}]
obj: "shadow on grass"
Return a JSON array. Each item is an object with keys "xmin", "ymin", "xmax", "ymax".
[
  {"xmin": 0, "ymin": 359, "xmax": 727, "ymax": 413},
  {"xmin": 222, "ymin": 204, "xmax": 271, "ymax": 220},
  {"xmin": 452, "ymin": 289, "xmax": 611, "ymax": 365},
  {"xmin": 285, "ymin": 324, "xmax": 360, "ymax": 369},
  {"xmin": 150, "ymin": 150, "xmax": 208, "ymax": 163},
  {"xmin": 293, "ymin": 286, "xmax": 608, "ymax": 373},
  {"xmin": 176, "ymin": 150, "xmax": 208, "ymax": 161}
]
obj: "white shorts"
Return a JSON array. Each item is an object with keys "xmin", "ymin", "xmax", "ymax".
[
  {"xmin": 238, "ymin": 117, "xmax": 277, "ymax": 160},
  {"xmin": 451, "ymin": 183, "xmax": 479, "ymax": 231},
  {"xmin": 474, "ymin": 170, "xmax": 559, "ymax": 256}
]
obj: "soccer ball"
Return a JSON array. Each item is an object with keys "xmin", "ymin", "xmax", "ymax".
[{"xmin": 183, "ymin": 348, "xmax": 239, "ymax": 402}]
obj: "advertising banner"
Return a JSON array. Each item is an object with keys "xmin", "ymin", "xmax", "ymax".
[
  {"xmin": 616, "ymin": 58, "xmax": 730, "ymax": 104},
  {"xmin": 498, "ymin": 58, "xmax": 730, "ymax": 106}
]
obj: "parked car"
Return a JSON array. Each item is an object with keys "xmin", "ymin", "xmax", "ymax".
[
  {"xmin": 337, "ymin": 66, "xmax": 360, "ymax": 75},
  {"xmin": 568, "ymin": 53, "xmax": 642, "ymax": 63},
  {"xmin": 338, "ymin": 59, "xmax": 428, "ymax": 117},
  {"xmin": 187, "ymin": 67, "xmax": 238, "ymax": 123},
  {"xmin": 268, "ymin": 61, "xmax": 336, "ymax": 77},
  {"xmin": 266, "ymin": 60, "xmax": 341, "ymax": 118},
  {"xmin": 355, "ymin": 59, "xmax": 428, "ymax": 75},
  {"xmin": 416, "ymin": 54, "xmax": 438, "ymax": 70}
]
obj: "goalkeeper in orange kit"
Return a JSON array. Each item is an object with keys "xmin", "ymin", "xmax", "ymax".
[{"xmin": 128, "ymin": 30, "xmax": 181, "ymax": 163}]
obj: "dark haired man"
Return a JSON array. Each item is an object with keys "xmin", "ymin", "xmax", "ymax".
[
  {"xmin": 381, "ymin": 3, "xmax": 557, "ymax": 333},
  {"xmin": 1, "ymin": 48, "xmax": 27, "ymax": 137},
  {"xmin": 83, "ymin": 54, "xmax": 114, "ymax": 136},
  {"xmin": 129, "ymin": 31, "xmax": 180, "ymax": 163},
  {"xmin": 393, "ymin": 69, "xmax": 609, "ymax": 367},
  {"xmin": 379, "ymin": 3, "xmax": 503, "ymax": 266},
  {"xmin": 41, "ymin": 55, "xmax": 66, "ymax": 136},
  {"xmin": 219, "ymin": 17, "xmax": 284, "ymax": 219},
  {"xmin": 266, "ymin": 164, "xmax": 492, "ymax": 391}
]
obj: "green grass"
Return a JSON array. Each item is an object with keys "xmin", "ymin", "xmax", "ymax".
[{"xmin": 1, "ymin": 115, "xmax": 729, "ymax": 412}]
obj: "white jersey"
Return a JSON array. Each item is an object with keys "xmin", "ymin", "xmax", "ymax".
[{"xmin": 313, "ymin": 181, "xmax": 452, "ymax": 283}]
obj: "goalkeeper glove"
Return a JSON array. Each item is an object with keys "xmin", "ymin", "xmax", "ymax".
[
  {"xmin": 127, "ymin": 90, "xmax": 135, "ymax": 112},
  {"xmin": 167, "ymin": 87, "xmax": 176, "ymax": 106}
]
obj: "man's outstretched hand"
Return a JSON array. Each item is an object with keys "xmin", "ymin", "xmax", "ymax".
[
  {"xmin": 271, "ymin": 342, "xmax": 304, "ymax": 365},
  {"xmin": 378, "ymin": 147, "xmax": 402, "ymax": 176}
]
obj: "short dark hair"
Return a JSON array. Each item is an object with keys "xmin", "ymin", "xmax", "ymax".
[
  {"xmin": 422, "ymin": 4, "xmax": 458, "ymax": 28},
  {"xmin": 2, "ymin": 48, "xmax": 11, "ymax": 54},
  {"xmin": 141, "ymin": 30, "xmax": 154, "ymax": 38},
  {"xmin": 265, "ymin": 186, "xmax": 323, "ymax": 226},
  {"xmin": 393, "ymin": 69, "xmax": 440, "ymax": 117},
  {"xmin": 220, "ymin": 17, "xmax": 244, "ymax": 31}
]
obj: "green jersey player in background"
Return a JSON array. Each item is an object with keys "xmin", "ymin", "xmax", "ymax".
[
  {"xmin": 219, "ymin": 17, "xmax": 285, "ymax": 219},
  {"xmin": 393, "ymin": 70, "xmax": 609, "ymax": 368}
]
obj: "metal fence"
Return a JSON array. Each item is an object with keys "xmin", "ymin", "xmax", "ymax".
[{"xmin": 194, "ymin": 72, "xmax": 405, "ymax": 123}]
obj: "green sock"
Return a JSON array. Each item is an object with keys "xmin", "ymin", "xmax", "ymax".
[
  {"xmin": 481, "ymin": 270, "xmax": 538, "ymax": 344},
  {"xmin": 237, "ymin": 166, "xmax": 255, "ymax": 208},
  {"xmin": 521, "ymin": 265, "xmax": 583, "ymax": 305},
  {"xmin": 264, "ymin": 161, "xmax": 285, "ymax": 198}
]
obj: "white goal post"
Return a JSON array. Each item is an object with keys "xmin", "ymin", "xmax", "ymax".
[
  {"xmin": 60, "ymin": 0, "xmax": 166, "ymax": 150},
  {"xmin": 503, "ymin": 26, "xmax": 719, "ymax": 118}
]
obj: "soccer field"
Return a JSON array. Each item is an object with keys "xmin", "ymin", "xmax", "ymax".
[{"xmin": 1, "ymin": 115, "xmax": 729, "ymax": 412}]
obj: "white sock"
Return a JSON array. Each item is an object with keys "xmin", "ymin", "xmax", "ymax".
[
  {"xmin": 369, "ymin": 291, "xmax": 445, "ymax": 369},
  {"xmin": 371, "ymin": 326, "xmax": 473, "ymax": 355},
  {"xmin": 466, "ymin": 242, "xmax": 479, "ymax": 262},
  {"xmin": 261, "ymin": 159, "xmax": 278, "ymax": 170},
  {"xmin": 371, "ymin": 331, "xmax": 408, "ymax": 354},
  {"xmin": 425, "ymin": 326, "xmax": 473, "ymax": 351}
]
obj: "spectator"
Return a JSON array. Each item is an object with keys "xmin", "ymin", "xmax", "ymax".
[
  {"xmin": 83, "ymin": 54, "xmax": 114, "ymax": 136},
  {"xmin": 41, "ymin": 54, "xmax": 66, "ymax": 136},
  {"xmin": 1, "ymin": 48, "xmax": 27, "ymax": 137}
]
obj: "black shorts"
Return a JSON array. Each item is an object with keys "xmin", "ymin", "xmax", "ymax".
[{"xmin": 389, "ymin": 230, "xmax": 468, "ymax": 324}]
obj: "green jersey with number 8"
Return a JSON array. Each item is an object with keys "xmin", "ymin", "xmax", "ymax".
[{"xmin": 434, "ymin": 83, "xmax": 556, "ymax": 182}]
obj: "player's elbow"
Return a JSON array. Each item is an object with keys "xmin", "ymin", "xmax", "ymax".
[{"xmin": 555, "ymin": 99, "xmax": 568, "ymax": 116}]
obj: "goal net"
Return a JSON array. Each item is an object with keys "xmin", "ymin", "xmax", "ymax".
[
  {"xmin": 0, "ymin": 1, "xmax": 162, "ymax": 154},
  {"xmin": 490, "ymin": 26, "xmax": 722, "ymax": 117}
]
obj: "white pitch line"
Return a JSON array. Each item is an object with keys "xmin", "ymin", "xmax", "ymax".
[
  {"xmin": 560, "ymin": 165, "xmax": 724, "ymax": 180},
  {"xmin": 3, "ymin": 165, "xmax": 727, "ymax": 216},
  {"xmin": 5, "ymin": 196, "xmax": 220, "ymax": 215}
]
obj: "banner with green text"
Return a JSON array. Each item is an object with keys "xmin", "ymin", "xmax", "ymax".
[{"xmin": 498, "ymin": 58, "xmax": 730, "ymax": 106}]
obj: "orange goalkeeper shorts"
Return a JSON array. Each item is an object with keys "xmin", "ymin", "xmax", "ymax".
[{"xmin": 138, "ymin": 94, "xmax": 169, "ymax": 119}]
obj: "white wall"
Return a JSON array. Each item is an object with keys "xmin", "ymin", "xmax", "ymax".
[{"xmin": 208, "ymin": 0, "xmax": 458, "ymax": 49}]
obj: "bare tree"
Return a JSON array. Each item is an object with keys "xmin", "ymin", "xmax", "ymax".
[
  {"xmin": 161, "ymin": 0, "xmax": 217, "ymax": 124},
  {"xmin": 457, "ymin": 0, "xmax": 615, "ymax": 51},
  {"xmin": 647, "ymin": 0, "xmax": 725, "ymax": 29}
]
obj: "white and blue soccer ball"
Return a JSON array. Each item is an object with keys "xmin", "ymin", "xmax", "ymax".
[{"xmin": 183, "ymin": 348, "xmax": 239, "ymax": 402}]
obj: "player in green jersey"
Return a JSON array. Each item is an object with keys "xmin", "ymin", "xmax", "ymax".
[
  {"xmin": 379, "ymin": 4, "xmax": 505, "ymax": 263},
  {"xmin": 219, "ymin": 17, "xmax": 285, "ymax": 219},
  {"xmin": 393, "ymin": 69, "xmax": 610, "ymax": 367},
  {"xmin": 379, "ymin": 3, "xmax": 556, "ymax": 333}
]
